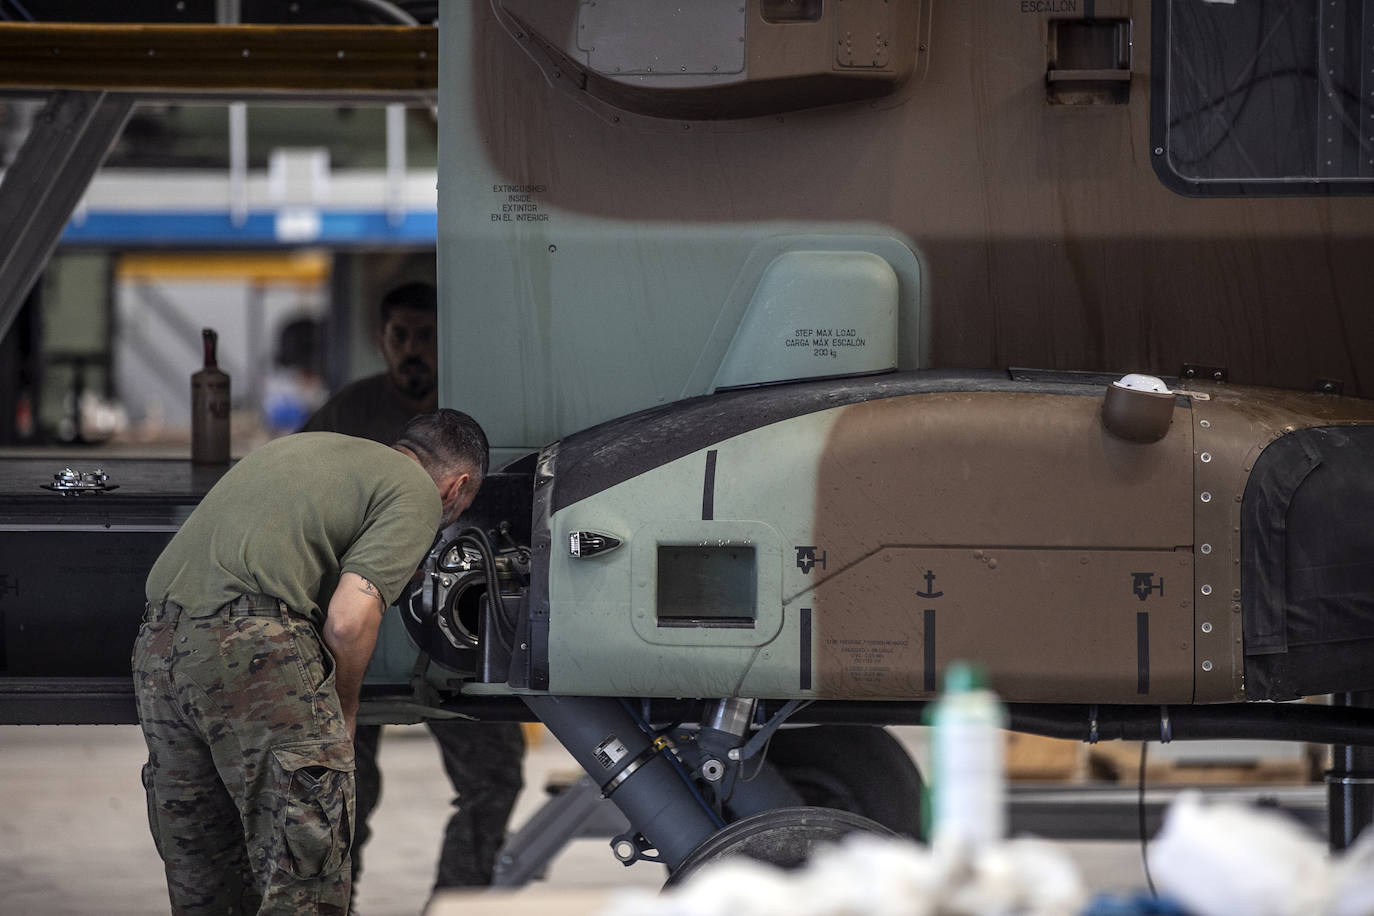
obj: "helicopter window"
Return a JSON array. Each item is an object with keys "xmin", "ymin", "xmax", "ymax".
[
  {"xmin": 1152, "ymin": 0, "xmax": 1374, "ymax": 195},
  {"xmin": 656, "ymin": 545, "xmax": 757, "ymax": 628}
]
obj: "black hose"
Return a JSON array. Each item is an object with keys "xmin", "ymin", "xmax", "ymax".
[
  {"xmin": 775, "ymin": 700, "xmax": 1374, "ymax": 747},
  {"xmin": 390, "ymin": 695, "xmax": 1374, "ymax": 747},
  {"xmin": 1139, "ymin": 741, "xmax": 1157, "ymax": 898},
  {"xmin": 449, "ymin": 526, "xmax": 518, "ymax": 653},
  {"xmin": 1011, "ymin": 702, "xmax": 1374, "ymax": 746}
]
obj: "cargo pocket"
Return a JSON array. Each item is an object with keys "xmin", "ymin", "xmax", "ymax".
[
  {"xmin": 141, "ymin": 763, "xmax": 165, "ymax": 859},
  {"xmin": 271, "ymin": 742, "xmax": 354, "ymax": 880},
  {"xmin": 290, "ymin": 618, "xmax": 334, "ymax": 695}
]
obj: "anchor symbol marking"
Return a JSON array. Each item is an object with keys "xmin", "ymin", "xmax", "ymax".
[{"xmin": 916, "ymin": 569, "xmax": 943, "ymax": 600}]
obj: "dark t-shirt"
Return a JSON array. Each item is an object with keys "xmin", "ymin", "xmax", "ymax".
[
  {"xmin": 145, "ymin": 432, "xmax": 440, "ymax": 626},
  {"xmin": 301, "ymin": 373, "xmax": 422, "ymax": 445}
]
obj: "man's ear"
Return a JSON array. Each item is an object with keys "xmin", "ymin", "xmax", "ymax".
[{"xmin": 443, "ymin": 471, "xmax": 471, "ymax": 504}]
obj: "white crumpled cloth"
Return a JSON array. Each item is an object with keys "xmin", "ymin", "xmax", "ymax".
[
  {"xmin": 600, "ymin": 833, "xmax": 1087, "ymax": 916},
  {"xmin": 1149, "ymin": 790, "xmax": 1374, "ymax": 916}
]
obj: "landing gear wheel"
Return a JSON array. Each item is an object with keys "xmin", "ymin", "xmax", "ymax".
[
  {"xmin": 764, "ymin": 725, "xmax": 925, "ymax": 839},
  {"xmin": 665, "ymin": 806, "xmax": 894, "ymax": 888}
]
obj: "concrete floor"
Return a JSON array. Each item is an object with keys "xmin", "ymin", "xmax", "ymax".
[{"xmin": 0, "ymin": 723, "xmax": 1152, "ymax": 915}]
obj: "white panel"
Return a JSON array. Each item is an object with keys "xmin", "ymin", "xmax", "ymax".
[{"xmin": 712, "ymin": 250, "xmax": 899, "ymax": 391}]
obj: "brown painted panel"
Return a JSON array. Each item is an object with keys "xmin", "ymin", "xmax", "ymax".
[
  {"xmin": 808, "ymin": 391, "xmax": 1193, "ymax": 566},
  {"xmin": 1185, "ymin": 383, "xmax": 1374, "ymax": 700},
  {"xmin": 800, "ymin": 389, "xmax": 1196, "ymax": 702},
  {"xmin": 805, "ymin": 546, "xmax": 1194, "ymax": 703}
]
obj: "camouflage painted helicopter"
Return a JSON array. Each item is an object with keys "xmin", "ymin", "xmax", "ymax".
[{"xmin": 3, "ymin": 0, "xmax": 1374, "ymax": 882}]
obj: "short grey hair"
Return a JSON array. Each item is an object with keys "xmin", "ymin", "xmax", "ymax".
[{"xmin": 394, "ymin": 408, "xmax": 489, "ymax": 482}]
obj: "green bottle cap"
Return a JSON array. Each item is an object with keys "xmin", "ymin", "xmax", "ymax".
[{"xmin": 943, "ymin": 660, "xmax": 988, "ymax": 693}]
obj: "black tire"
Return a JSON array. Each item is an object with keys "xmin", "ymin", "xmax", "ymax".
[
  {"xmin": 665, "ymin": 805, "xmax": 894, "ymax": 888},
  {"xmin": 763, "ymin": 724, "xmax": 924, "ymax": 839}
]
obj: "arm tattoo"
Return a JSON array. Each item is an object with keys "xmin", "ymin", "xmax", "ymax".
[{"xmin": 357, "ymin": 577, "xmax": 384, "ymax": 607}]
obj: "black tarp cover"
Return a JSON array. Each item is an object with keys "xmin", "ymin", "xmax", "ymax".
[{"xmin": 1244, "ymin": 426, "xmax": 1374, "ymax": 699}]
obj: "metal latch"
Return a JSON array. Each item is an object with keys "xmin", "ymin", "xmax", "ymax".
[
  {"xmin": 569, "ymin": 531, "xmax": 621, "ymax": 558},
  {"xmin": 41, "ymin": 467, "xmax": 119, "ymax": 495}
]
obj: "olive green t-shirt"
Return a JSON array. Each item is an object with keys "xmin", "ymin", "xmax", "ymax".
[{"xmin": 146, "ymin": 432, "xmax": 441, "ymax": 626}]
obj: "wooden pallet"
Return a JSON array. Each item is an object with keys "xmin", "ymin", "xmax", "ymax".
[
  {"xmin": 1005, "ymin": 732, "xmax": 1087, "ymax": 782},
  {"xmin": 1086, "ymin": 741, "xmax": 1317, "ymax": 784},
  {"xmin": 521, "ymin": 721, "xmax": 546, "ymax": 747}
]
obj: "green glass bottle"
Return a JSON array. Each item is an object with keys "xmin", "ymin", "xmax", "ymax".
[{"xmin": 191, "ymin": 328, "xmax": 230, "ymax": 464}]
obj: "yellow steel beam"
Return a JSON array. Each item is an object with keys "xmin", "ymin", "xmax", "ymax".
[
  {"xmin": 0, "ymin": 23, "xmax": 437, "ymax": 93},
  {"xmin": 117, "ymin": 251, "xmax": 331, "ymax": 284}
]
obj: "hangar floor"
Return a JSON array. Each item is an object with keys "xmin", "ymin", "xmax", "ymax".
[{"xmin": 0, "ymin": 723, "xmax": 1175, "ymax": 915}]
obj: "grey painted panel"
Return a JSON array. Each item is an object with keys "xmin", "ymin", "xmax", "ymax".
[{"xmin": 579, "ymin": 0, "xmax": 747, "ymax": 76}]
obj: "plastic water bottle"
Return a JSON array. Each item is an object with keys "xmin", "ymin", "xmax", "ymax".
[{"xmin": 927, "ymin": 660, "xmax": 1007, "ymax": 851}]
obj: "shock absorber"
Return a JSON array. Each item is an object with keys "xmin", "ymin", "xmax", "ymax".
[
  {"xmin": 693, "ymin": 698, "xmax": 804, "ymax": 818},
  {"xmin": 524, "ymin": 695, "xmax": 721, "ymax": 870}
]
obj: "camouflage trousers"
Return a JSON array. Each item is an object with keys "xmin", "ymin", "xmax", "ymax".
[{"xmin": 133, "ymin": 595, "xmax": 354, "ymax": 915}]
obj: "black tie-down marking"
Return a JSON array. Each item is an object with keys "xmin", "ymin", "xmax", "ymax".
[
  {"xmin": 1137, "ymin": 612, "xmax": 1150, "ymax": 695},
  {"xmin": 701, "ymin": 450, "xmax": 717, "ymax": 520},
  {"xmin": 923, "ymin": 609, "xmax": 936, "ymax": 692},
  {"xmin": 800, "ymin": 608, "xmax": 812, "ymax": 691}
]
